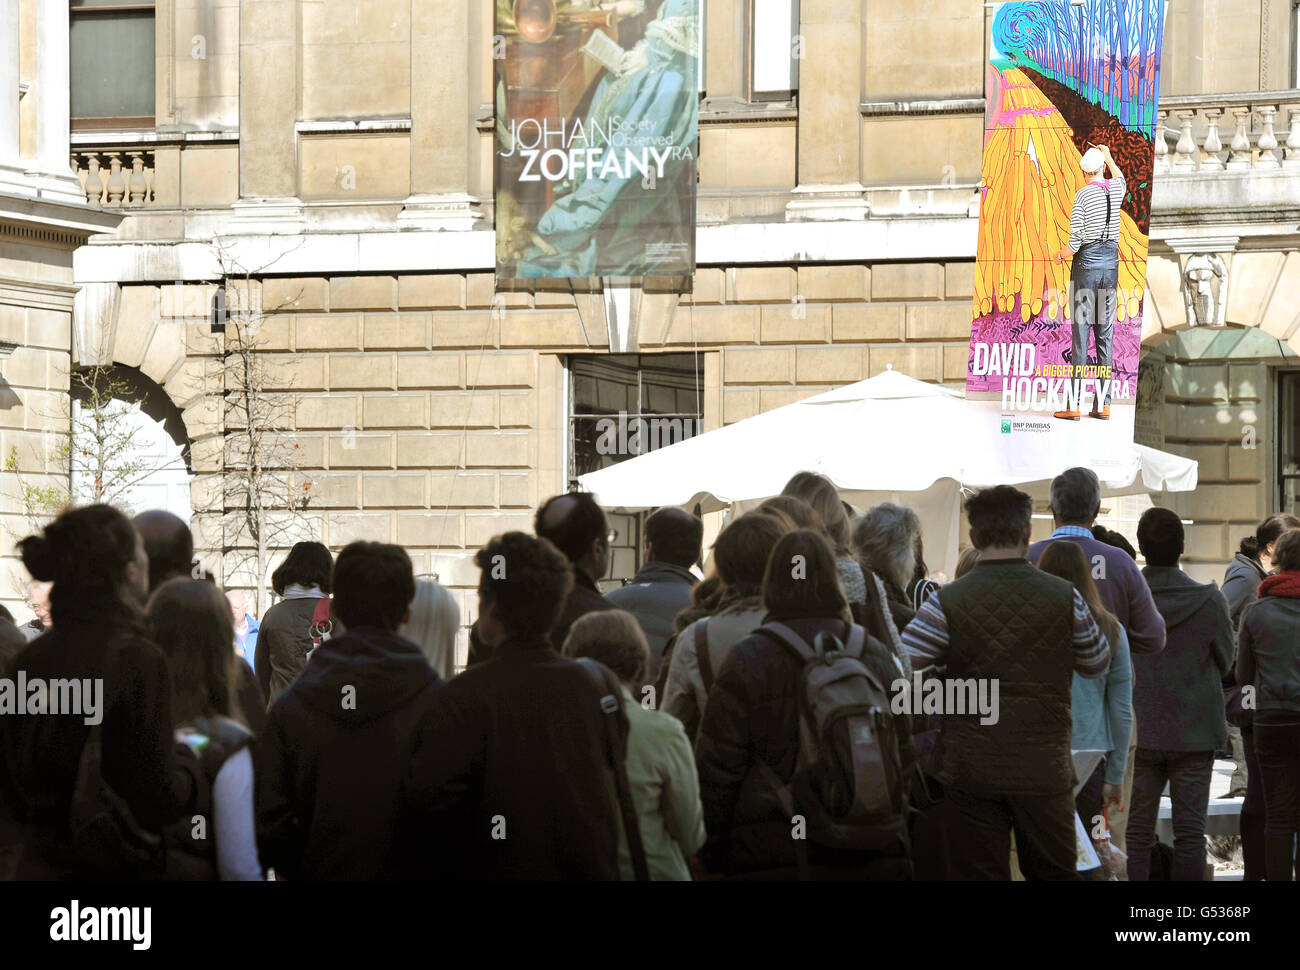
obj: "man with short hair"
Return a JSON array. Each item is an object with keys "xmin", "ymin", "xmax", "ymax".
[
  {"xmin": 1027, "ymin": 467, "xmax": 1167, "ymax": 860},
  {"xmin": 405, "ymin": 531, "xmax": 622, "ymax": 879},
  {"xmin": 534, "ymin": 492, "xmax": 618, "ymax": 646},
  {"xmin": 1127, "ymin": 508, "xmax": 1234, "ymax": 881},
  {"xmin": 606, "ymin": 506, "xmax": 701, "ymax": 687},
  {"xmin": 901, "ymin": 485, "xmax": 1110, "ymax": 880},
  {"xmin": 19, "ymin": 581, "xmax": 51, "ymax": 641},
  {"xmin": 132, "ymin": 509, "xmax": 196, "ymax": 592},
  {"xmin": 256, "ymin": 541, "xmax": 442, "ymax": 880}
]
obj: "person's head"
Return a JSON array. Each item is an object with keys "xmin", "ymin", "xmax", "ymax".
[
  {"xmin": 1091, "ymin": 524, "xmax": 1137, "ymax": 560},
  {"xmin": 0, "ymin": 603, "xmax": 13, "ymax": 625},
  {"xmin": 26, "ymin": 580, "xmax": 52, "ymax": 628},
  {"xmin": 271, "ymin": 541, "xmax": 333, "ymax": 597},
  {"xmin": 132, "ymin": 510, "xmax": 194, "ymax": 592},
  {"xmin": 1256, "ymin": 513, "xmax": 1300, "ymax": 571},
  {"xmin": 781, "ymin": 471, "xmax": 851, "ymax": 555},
  {"xmin": 762, "ymin": 530, "xmax": 850, "ymax": 622},
  {"xmin": 475, "ymin": 531, "xmax": 573, "ymax": 646},
  {"xmin": 535, "ymin": 492, "xmax": 610, "ymax": 581},
  {"xmin": 911, "ymin": 532, "xmax": 930, "ymax": 586},
  {"xmin": 1080, "ymin": 146, "xmax": 1105, "ymax": 175},
  {"xmin": 562, "ymin": 609, "xmax": 650, "ymax": 688},
  {"xmin": 20, "ymin": 505, "xmax": 149, "ymax": 627},
  {"xmin": 146, "ymin": 579, "xmax": 237, "ymax": 726},
  {"xmin": 1238, "ymin": 535, "xmax": 1260, "ymax": 560},
  {"xmin": 1272, "ymin": 529, "xmax": 1300, "ymax": 573},
  {"xmin": 225, "ymin": 589, "xmax": 247, "ymax": 623},
  {"xmin": 1049, "ymin": 467, "xmax": 1101, "ymax": 528},
  {"xmin": 851, "ymin": 503, "xmax": 920, "ymax": 593},
  {"xmin": 757, "ymin": 495, "xmax": 824, "ymax": 533},
  {"xmin": 399, "ymin": 579, "xmax": 461, "ymax": 680},
  {"xmin": 965, "ymin": 485, "xmax": 1033, "ymax": 554},
  {"xmin": 954, "ymin": 546, "xmax": 981, "ymax": 579},
  {"xmin": 712, "ymin": 512, "xmax": 787, "ymax": 598},
  {"xmin": 645, "ymin": 506, "xmax": 703, "ymax": 569},
  {"xmin": 331, "ymin": 542, "xmax": 416, "ymax": 632},
  {"xmin": 1037, "ymin": 540, "xmax": 1121, "ymax": 647},
  {"xmin": 1136, "ymin": 507, "xmax": 1184, "ymax": 567}
]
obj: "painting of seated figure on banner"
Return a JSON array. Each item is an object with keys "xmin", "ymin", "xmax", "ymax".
[
  {"xmin": 967, "ymin": 0, "xmax": 1166, "ymax": 476},
  {"xmin": 494, "ymin": 0, "xmax": 700, "ymax": 281}
]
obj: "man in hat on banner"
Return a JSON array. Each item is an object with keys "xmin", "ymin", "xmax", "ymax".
[{"xmin": 1054, "ymin": 144, "xmax": 1126, "ymax": 422}]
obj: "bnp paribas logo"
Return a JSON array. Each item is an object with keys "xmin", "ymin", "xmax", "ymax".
[{"xmin": 1000, "ymin": 418, "xmax": 1013, "ymax": 434}]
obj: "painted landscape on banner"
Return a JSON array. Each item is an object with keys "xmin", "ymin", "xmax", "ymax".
[
  {"xmin": 968, "ymin": 0, "xmax": 1165, "ymax": 473},
  {"xmin": 494, "ymin": 0, "xmax": 700, "ymax": 280}
]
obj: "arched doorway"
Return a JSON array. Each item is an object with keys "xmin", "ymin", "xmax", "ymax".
[{"xmin": 69, "ymin": 364, "xmax": 192, "ymax": 520}]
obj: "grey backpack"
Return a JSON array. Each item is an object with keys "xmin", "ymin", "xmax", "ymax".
[{"xmin": 756, "ymin": 622, "xmax": 909, "ymax": 858}]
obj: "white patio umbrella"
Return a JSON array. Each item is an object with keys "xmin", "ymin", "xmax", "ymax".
[{"xmin": 578, "ymin": 368, "xmax": 1198, "ymax": 575}]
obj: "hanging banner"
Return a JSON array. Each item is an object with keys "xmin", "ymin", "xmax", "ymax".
[
  {"xmin": 967, "ymin": 0, "xmax": 1166, "ymax": 476},
  {"xmin": 494, "ymin": 0, "xmax": 700, "ymax": 280}
]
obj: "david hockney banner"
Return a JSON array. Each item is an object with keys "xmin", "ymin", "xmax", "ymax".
[
  {"xmin": 494, "ymin": 0, "xmax": 699, "ymax": 280},
  {"xmin": 969, "ymin": 0, "xmax": 1165, "ymax": 476}
]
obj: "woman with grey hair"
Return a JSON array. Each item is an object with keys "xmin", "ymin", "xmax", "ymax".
[
  {"xmin": 398, "ymin": 579, "xmax": 461, "ymax": 681},
  {"xmin": 847, "ymin": 502, "xmax": 925, "ymax": 680}
]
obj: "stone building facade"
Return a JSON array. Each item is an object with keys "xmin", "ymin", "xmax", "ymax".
[{"xmin": 3, "ymin": 1, "xmax": 1299, "ymax": 655}]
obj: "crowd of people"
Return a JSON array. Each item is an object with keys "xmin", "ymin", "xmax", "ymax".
[{"xmin": 0, "ymin": 467, "xmax": 1297, "ymax": 882}]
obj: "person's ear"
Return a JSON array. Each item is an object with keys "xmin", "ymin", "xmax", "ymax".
[
  {"xmin": 401, "ymin": 606, "xmax": 412, "ymax": 626},
  {"xmin": 968, "ymin": 528, "xmax": 978, "ymax": 550},
  {"xmin": 1021, "ymin": 522, "xmax": 1033, "ymax": 545}
]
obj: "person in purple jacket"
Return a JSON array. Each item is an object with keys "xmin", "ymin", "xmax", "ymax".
[{"xmin": 1027, "ymin": 467, "xmax": 1166, "ymax": 861}]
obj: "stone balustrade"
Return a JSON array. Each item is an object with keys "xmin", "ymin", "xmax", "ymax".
[
  {"xmin": 69, "ymin": 149, "xmax": 155, "ymax": 206},
  {"xmin": 1155, "ymin": 91, "xmax": 1300, "ymax": 173}
]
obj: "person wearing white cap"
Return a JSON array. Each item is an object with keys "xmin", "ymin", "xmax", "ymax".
[{"xmin": 1053, "ymin": 144, "xmax": 1125, "ymax": 421}]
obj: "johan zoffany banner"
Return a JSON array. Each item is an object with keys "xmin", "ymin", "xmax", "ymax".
[
  {"xmin": 494, "ymin": 0, "xmax": 700, "ymax": 280},
  {"xmin": 968, "ymin": 0, "xmax": 1165, "ymax": 475}
]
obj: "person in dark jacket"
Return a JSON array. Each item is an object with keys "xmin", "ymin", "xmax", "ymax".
[
  {"xmin": 1236, "ymin": 527, "xmax": 1300, "ymax": 881},
  {"xmin": 0, "ymin": 505, "xmax": 197, "ymax": 879},
  {"xmin": 256, "ymin": 541, "xmax": 439, "ymax": 880},
  {"xmin": 256, "ymin": 541, "xmax": 332, "ymax": 706},
  {"xmin": 696, "ymin": 529, "xmax": 915, "ymax": 880},
  {"xmin": 405, "ymin": 531, "xmax": 622, "ymax": 880},
  {"xmin": 901, "ymin": 485, "xmax": 1110, "ymax": 881},
  {"xmin": 1128, "ymin": 508, "xmax": 1234, "ymax": 881},
  {"xmin": 0, "ymin": 605, "xmax": 25, "ymax": 668},
  {"xmin": 1222, "ymin": 534, "xmax": 1267, "ymax": 802},
  {"xmin": 606, "ymin": 506, "xmax": 701, "ymax": 688}
]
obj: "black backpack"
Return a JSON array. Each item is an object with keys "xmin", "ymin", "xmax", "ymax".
[{"xmin": 754, "ymin": 622, "xmax": 910, "ymax": 867}]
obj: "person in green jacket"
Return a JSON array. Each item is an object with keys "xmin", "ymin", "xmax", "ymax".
[{"xmin": 564, "ymin": 608, "xmax": 705, "ymax": 880}]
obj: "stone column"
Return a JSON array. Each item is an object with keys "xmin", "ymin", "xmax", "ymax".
[
  {"xmin": 704, "ymin": 0, "xmax": 741, "ymax": 103},
  {"xmin": 25, "ymin": 0, "xmax": 83, "ymax": 204},
  {"xmin": 786, "ymin": 0, "xmax": 867, "ymax": 220},
  {"xmin": 233, "ymin": 0, "xmax": 303, "ymax": 230},
  {"xmin": 398, "ymin": 0, "xmax": 482, "ymax": 230}
]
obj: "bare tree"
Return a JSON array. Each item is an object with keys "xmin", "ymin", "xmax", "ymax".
[{"xmin": 208, "ymin": 239, "xmax": 314, "ymax": 616}]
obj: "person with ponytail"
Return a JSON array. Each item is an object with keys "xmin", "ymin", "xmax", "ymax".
[{"xmin": 0, "ymin": 505, "xmax": 196, "ymax": 878}]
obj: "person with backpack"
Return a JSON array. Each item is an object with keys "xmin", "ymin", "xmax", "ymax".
[
  {"xmin": 404, "ymin": 531, "xmax": 623, "ymax": 880},
  {"xmin": 147, "ymin": 579, "xmax": 262, "ymax": 880},
  {"xmin": 695, "ymin": 529, "xmax": 916, "ymax": 880},
  {"xmin": 661, "ymin": 512, "xmax": 786, "ymax": 743},
  {"xmin": 256, "ymin": 541, "xmax": 333, "ymax": 706},
  {"xmin": 563, "ymin": 610, "xmax": 705, "ymax": 880},
  {"xmin": 256, "ymin": 541, "xmax": 441, "ymax": 880},
  {"xmin": 900, "ymin": 485, "xmax": 1110, "ymax": 881},
  {"xmin": 0, "ymin": 505, "xmax": 198, "ymax": 879}
]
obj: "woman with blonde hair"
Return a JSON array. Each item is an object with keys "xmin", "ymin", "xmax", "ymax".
[
  {"xmin": 399, "ymin": 578, "xmax": 461, "ymax": 681},
  {"xmin": 564, "ymin": 609, "xmax": 705, "ymax": 880},
  {"xmin": 780, "ymin": 471, "xmax": 864, "ymax": 606}
]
